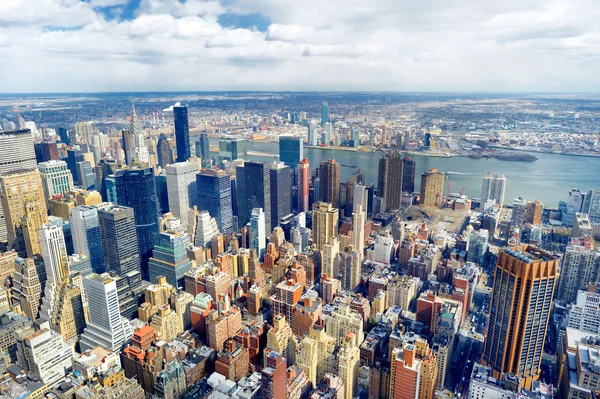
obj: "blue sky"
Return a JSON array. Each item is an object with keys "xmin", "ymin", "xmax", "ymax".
[{"xmin": 0, "ymin": 0, "xmax": 598, "ymax": 92}]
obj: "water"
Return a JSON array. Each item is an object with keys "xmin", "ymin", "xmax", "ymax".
[{"xmin": 222, "ymin": 140, "xmax": 600, "ymax": 207}]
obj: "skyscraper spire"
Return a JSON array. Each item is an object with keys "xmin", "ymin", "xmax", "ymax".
[{"xmin": 131, "ymin": 99, "xmax": 142, "ymax": 136}]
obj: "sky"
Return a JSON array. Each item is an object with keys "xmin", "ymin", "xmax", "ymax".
[{"xmin": 0, "ymin": 0, "xmax": 598, "ymax": 93}]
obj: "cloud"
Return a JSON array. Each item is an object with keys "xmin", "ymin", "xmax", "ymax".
[{"xmin": 0, "ymin": 0, "xmax": 599, "ymax": 92}]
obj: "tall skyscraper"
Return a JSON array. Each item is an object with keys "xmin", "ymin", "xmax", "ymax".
[
  {"xmin": 279, "ymin": 137, "xmax": 303, "ymax": 167},
  {"xmin": 173, "ymin": 106, "xmax": 190, "ymax": 162},
  {"xmin": 250, "ymin": 208, "xmax": 266, "ymax": 260},
  {"xmin": 319, "ymin": 159, "xmax": 340, "ymax": 209},
  {"xmin": 97, "ymin": 204, "xmax": 141, "ymax": 276},
  {"xmin": 269, "ymin": 161, "xmax": 291, "ymax": 230},
  {"xmin": 298, "ymin": 158, "xmax": 310, "ymax": 213},
  {"xmin": 378, "ymin": 151, "xmax": 404, "ymax": 211},
  {"xmin": 156, "ymin": 133, "xmax": 174, "ymax": 168},
  {"xmin": 321, "ymin": 102, "xmax": 329, "ymax": 126},
  {"xmin": 196, "ymin": 133, "xmax": 211, "ymax": 168},
  {"xmin": 261, "ymin": 350, "xmax": 287, "ymax": 399},
  {"xmin": 197, "ymin": 169, "xmax": 232, "ymax": 234},
  {"xmin": 312, "ymin": 202, "xmax": 339, "ymax": 251},
  {"xmin": 0, "ymin": 128, "xmax": 37, "ymax": 244},
  {"xmin": 511, "ymin": 197, "xmax": 527, "ymax": 228},
  {"xmin": 419, "ymin": 168, "xmax": 445, "ymax": 208},
  {"xmin": 340, "ymin": 245, "xmax": 361, "ymax": 291},
  {"xmin": 402, "ymin": 156, "xmax": 416, "ymax": 193},
  {"xmin": 389, "ymin": 340, "xmax": 438, "ymax": 399},
  {"xmin": 352, "ymin": 204, "xmax": 365, "ymax": 261},
  {"xmin": 121, "ymin": 130, "xmax": 134, "ymax": 166},
  {"xmin": 482, "ymin": 246, "xmax": 558, "ymax": 390},
  {"xmin": 0, "ymin": 169, "xmax": 48, "ymax": 257},
  {"xmin": 308, "ymin": 124, "xmax": 318, "ymax": 146},
  {"xmin": 115, "ymin": 167, "xmax": 159, "ymax": 272},
  {"xmin": 481, "ymin": 173, "xmax": 507, "ymax": 205},
  {"xmin": 38, "ymin": 160, "xmax": 74, "ymax": 200},
  {"xmin": 70, "ymin": 205, "xmax": 105, "ymax": 273},
  {"xmin": 39, "ymin": 223, "xmax": 69, "ymax": 285},
  {"xmin": 148, "ymin": 231, "xmax": 192, "ymax": 288},
  {"xmin": 12, "ymin": 257, "xmax": 42, "ymax": 321},
  {"xmin": 166, "ymin": 162, "xmax": 199, "ymax": 229},
  {"xmin": 74, "ymin": 121, "xmax": 95, "ymax": 144},
  {"xmin": 79, "ymin": 273, "xmax": 133, "ymax": 353},
  {"xmin": 236, "ymin": 161, "xmax": 271, "ymax": 236},
  {"xmin": 557, "ymin": 244, "xmax": 600, "ymax": 302}
]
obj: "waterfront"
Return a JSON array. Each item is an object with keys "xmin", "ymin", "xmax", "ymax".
[{"xmin": 238, "ymin": 141, "xmax": 600, "ymax": 207}]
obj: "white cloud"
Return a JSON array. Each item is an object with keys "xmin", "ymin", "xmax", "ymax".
[{"xmin": 0, "ymin": 0, "xmax": 599, "ymax": 92}]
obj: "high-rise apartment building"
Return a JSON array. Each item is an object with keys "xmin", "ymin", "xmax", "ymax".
[
  {"xmin": 481, "ymin": 173, "xmax": 507, "ymax": 206},
  {"xmin": 270, "ymin": 161, "xmax": 291, "ymax": 229},
  {"xmin": 378, "ymin": 151, "xmax": 404, "ymax": 211},
  {"xmin": 389, "ymin": 339, "xmax": 438, "ymax": 399},
  {"xmin": 173, "ymin": 106, "xmax": 190, "ymax": 162},
  {"xmin": 79, "ymin": 273, "xmax": 133, "ymax": 352},
  {"xmin": 250, "ymin": 208, "xmax": 266, "ymax": 260},
  {"xmin": 262, "ymin": 350, "xmax": 287, "ymax": 399},
  {"xmin": 511, "ymin": 197, "xmax": 527, "ymax": 228},
  {"xmin": 298, "ymin": 158, "xmax": 310, "ymax": 213},
  {"xmin": 482, "ymin": 246, "xmax": 558, "ymax": 390},
  {"xmin": 325, "ymin": 303, "xmax": 363, "ymax": 347},
  {"xmin": 279, "ymin": 137, "xmax": 303, "ymax": 167},
  {"xmin": 0, "ymin": 169, "xmax": 48, "ymax": 257},
  {"xmin": 38, "ymin": 160, "xmax": 74, "ymax": 200},
  {"xmin": 338, "ymin": 339, "xmax": 360, "ymax": 399},
  {"xmin": 97, "ymin": 204, "xmax": 141, "ymax": 276},
  {"xmin": 321, "ymin": 103, "xmax": 329, "ymax": 126},
  {"xmin": 197, "ymin": 169, "xmax": 232, "ymax": 234},
  {"xmin": 115, "ymin": 167, "xmax": 159, "ymax": 271},
  {"xmin": 319, "ymin": 159, "xmax": 340, "ymax": 208},
  {"xmin": 567, "ymin": 289, "xmax": 600, "ymax": 334},
  {"xmin": 419, "ymin": 168, "xmax": 445, "ymax": 208},
  {"xmin": 12, "ymin": 257, "xmax": 42, "ymax": 321},
  {"xmin": 557, "ymin": 244, "xmax": 600, "ymax": 302},
  {"xmin": 148, "ymin": 231, "xmax": 192, "ymax": 288},
  {"xmin": 236, "ymin": 161, "xmax": 271, "ymax": 235},
  {"xmin": 166, "ymin": 162, "xmax": 198, "ymax": 228},
  {"xmin": 340, "ymin": 245, "xmax": 361, "ymax": 291},
  {"xmin": 312, "ymin": 202, "xmax": 339, "ymax": 251},
  {"xmin": 352, "ymin": 204, "xmax": 365, "ymax": 260},
  {"xmin": 70, "ymin": 205, "xmax": 105, "ymax": 273},
  {"xmin": 322, "ymin": 237, "xmax": 340, "ymax": 278},
  {"xmin": 74, "ymin": 121, "xmax": 95, "ymax": 144},
  {"xmin": 402, "ymin": 157, "xmax": 416, "ymax": 193},
  {"xmin": 525, "ymin": 200, "xmax": 543, "ymax": 225}
]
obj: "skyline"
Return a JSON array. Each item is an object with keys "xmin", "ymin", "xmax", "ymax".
[{"xmin": 2, "ymin": 0, "xmax": 599, "ymax": 93}]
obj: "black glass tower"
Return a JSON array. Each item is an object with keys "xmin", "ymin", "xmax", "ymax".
[
  {"xmin": 115, "ymin": 167, "xmax": 159, "ymax": 278},
  {"xmin": 173, "ymin": 106, "xmax": 190, "ymax": 162},
  {"xmin": 402, "ymin": 156, "xmax": 416, "ymax": 193},
  {"xmin": 270, "ymin": 163, "xmax": 292, "ymax": 230},
  {"xmin": 197, "ymin": 169, "xmax": 233, "ymax": 234},
  {"xmin": 196, "ymin": 133, "xmax": 211, "ymax": 168},
  {"xmin": 236, "ymin": 161, "xmax": 271, "ymax": 235},
  {"xmin": 279, "ymin": 137, "xmax": 303, "ymax": 167}
]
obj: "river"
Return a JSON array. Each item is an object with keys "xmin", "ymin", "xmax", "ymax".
[{"xmin": 214, "ymin": 140, "xmax": 600, "ymax": 207}]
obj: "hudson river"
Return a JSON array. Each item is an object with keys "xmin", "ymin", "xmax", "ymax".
[{"xmin": 236, "ymin": 141, "xmax": 600, "ymax": 207}]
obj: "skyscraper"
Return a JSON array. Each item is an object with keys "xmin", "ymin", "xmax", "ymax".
[
  {"xmin": 70, "ymin": 205, "xmax": 105, "ymax": 273},
  {"xmin": 352, "ymin": 204, "xmax": 365, "ymax": 261},
  {"xmin": 340, "ymin": 245, "xmax": 360, "ymax": 291},
  {"xmin": 279, "ymin": 137, "xmax": 303, "ymax": 167},
  {"xmin": 196, "ymin": 133, "xmax": 211, "ymax": 168},
  {"xmin": 557, "ymin": 244, "xmax": 600, "ymax": 302},
  {"xmin": 38, "ymin": 160, "xmax": 74, "ymax": 200},
  {"xmin": 156, "ymin": 133, "xmax": 174, "ymax": 168},
  {"xmin": 219, "ymin": 138, "xmax": 247, "ymax": 161},
  {"xmin": 166, "ymin": 162, "xmax": 199, "ymax": 229},
  {"xmin": 298, "ymin": 158, "xmax": 310, "ymax": 213},
  {"xmin": 378, "ymin": 151, "xmax": 404, "ymax": 211},
  {"xmin": 0, "ymin": 169, "xmax": 48, "ymax": 257},
  {"xmin": 269, "ymin": 161, "xmax": 291, "ymax": 230},
  {"xmin": 148, "ymin": 231, "xmax": 192, "ymax": 288},
  {"xmin": 321, "ymin": 102, "xmax": 329, "ymax": 126},
  {"xmin": 197, "ymin": 169, "xmax": 232, "ymax": 234},
  {"xmin": 250, "ymin": 208, "xmax": 266, "ymax": 260},
  {"xmin": 262, "ymin": 350, "xmax": 287, "ymax": 399},
  {"xmin": 0, "ymin": 128, "xmax": 37, "ymax": 244},
  {"xmin": 482, "ymin": 246, "xmax": 558, "ymax": 390},
  {"xmin": 481, "ymin": 173, "xmax": 507, "ymax": 205},
  {"xmin": 312, "ymin": 202, "xmax": 339, "ymax": 251},
  {"xmin": 97, "ymin": 204, "xmax": 140, "ymax": 276},
  {"xmin": 402, "ymin": 157, "xmax": 416, "ymax": 193},
  {"xmin": 419, "ymin": 168, "xmax": 445, "ymax": 208},
  {"xmin": 319, "ymin": 159, "xmax": 340, "ymax": 209},
  {"xmin": 173, "ymin": 106, "xmax": 190, "ymax": 162},
  {"xmin": 79, "ymin": 273, "xmax": 133, "ymax": 352},
  {"xmin": 115, "ymin": 167, "xmax": 159, "ymax": 272},
  {"xmin": 236, "ymin": 161, "xmax": 271, "ymax": 236}
]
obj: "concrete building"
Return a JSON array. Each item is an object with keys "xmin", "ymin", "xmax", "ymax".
[
  {"xmin": 312, "ymin": 202, "xmax": 339, "ymax": 251},
  {"xmin": 419, "ymin": 168, "xmax": 445, "ymax": 208},
  {"xmin": 165, "ymin": 162, "xmax": 198, "ymax": 229},
  {"xmin": 38, "ymin": 160, "xmax": 74, "ymax": 201},
  {"xmin": 325, "ymin": 303, "xmax": 363, "ymax": 347},
  {"xmin": 558, "ymin": 244, "xmax": 600, "ymax": 303},
  {"xmin": 340, "ymin": 245, "xmax": 361, "ymax": 291},
  {"xmin": 481, "ymin": 173, "xmax": 506, "ymax": 206},
  {"xmin": 250, "ymin": 208, "xmax": 266, "ymax": 260},
  {"xmin": 319, "ymin": 159, "xmax": 340, "ymax": 208}
]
